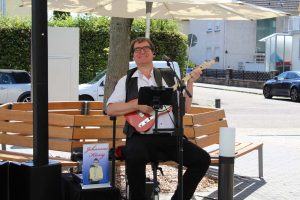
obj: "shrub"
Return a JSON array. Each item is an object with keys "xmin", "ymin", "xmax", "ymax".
[{"xmin": 0, "ymin": 16, "xmax": 187, "ymax": 83}]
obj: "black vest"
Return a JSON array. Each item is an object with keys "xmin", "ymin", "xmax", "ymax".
[{"xmin": 123, "ymin": 67, "xmax": 178, "ymax": 138}]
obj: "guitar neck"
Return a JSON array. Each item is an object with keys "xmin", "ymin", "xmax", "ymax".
[
  {"xmin": 172, "ymin": 57, "xmax": 218, "ymax": 90},
  {"xmin": 182, "ymin": 60, "xmax": 216, "ymax": 82}
]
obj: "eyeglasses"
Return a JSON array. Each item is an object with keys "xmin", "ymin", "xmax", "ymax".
[{"xmin": 133, "ymin": 46, "xmax": 152, "ymax": 53}]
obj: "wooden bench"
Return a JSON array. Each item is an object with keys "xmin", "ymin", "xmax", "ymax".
[
  {"xmin": 0, "ymin": 101, "xmax": 108, "ymax": 167},
  {"xmin": 0, "ymin": 101, "xmax": 263, "ymax": 177}
]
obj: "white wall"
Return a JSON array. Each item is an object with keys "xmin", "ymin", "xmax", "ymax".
[
  {"xmin": 225, "ymin": 21, "xmax": 257, "ymax": 70},
  {"xmin": 292, "ymin": 33, "xmax": 300, "ymax": 71},
  {"xmin": 187, "ymin": 20, "xmax": 224, "ymax": 69},
  {"xmin": 184, "ymin": 20, "xmax": 257, "ymax": 70},
  {"xmin": 48, "ymin": 27, "xmax": 79, "ymax": 101}
]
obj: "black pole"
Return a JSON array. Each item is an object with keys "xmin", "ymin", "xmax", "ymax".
[
  {"xmin": 215, "ymin": 99, "xmax": 221, "ymax": 108},
  {"xmin": 110, "ymin": 116, "xmax": 116, "ymax": 187},
  {"xmin": 165, "ymin": 60, "xmax": 187, "ymax": 200},
  {"xmin": 9, "ymin": 2, "xmax": 61, "ymax": 200},
  {"xmin": 218, "ymin": 156, "xmax": 234, "ymax": 200},
  {"xmin": 177, "ymin": 93, "xmax": 185, "ymax": 200},
  {"xmin": 32, "ymin": 0, "xmax": 49, "ymax": 166}
]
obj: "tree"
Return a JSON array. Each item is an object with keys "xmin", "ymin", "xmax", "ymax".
[{"xmin": 103, "ymin": 17, "xmax": 133, "ymax": 109}]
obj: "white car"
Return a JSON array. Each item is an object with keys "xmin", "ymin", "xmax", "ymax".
[
  {"xmin": 78, "ymin": 61, "xmax": 181, "ymax": 101},
  {"xmin": 0, "ymin": 69, "xmax": 31, "ymax": 104}
]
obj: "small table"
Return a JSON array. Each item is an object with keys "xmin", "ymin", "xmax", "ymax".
[{"xmin": 61, "ymin": 173, "xmax": 121, "ymax": 200}]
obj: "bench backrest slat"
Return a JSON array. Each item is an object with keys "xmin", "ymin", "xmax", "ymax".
[
  {"xmin": 0, "ymin": 121, "xmax": 32, "ymax": 135},
  {"xmin": 49, "ymin": 113, "xmax": 75, "ymax": 126},
  {"xmin": 187, "ymin": 106, "xmax": 216, "ymax": 114},
  {"xmin": 73, "ymin": 115, "xmax": 125, "ymax": 126},
  {"xmin": 73, "ymin": 128, "xmax": 124, "ymax": 140},
  {"xmin": 0, "ymin": 109, "xmax": 32, "ymax": 122},
  {"xmin": 49, "ymin": 126, "xmax": 74, "ymax": 139},
  {"xmin": 194, "ymin": 132, "xmax": 219, "ymax": 148},
  {"xmin": 192, "ymin": 109, "xmax": 225, "ymax": 125},
  {"xmin": 49, "ymin": 140, "xmax": 73, "ymax": 152},
  {"xmin": 0, "ymin": 134, "xmax": 33, "ymax": 148},
  {"xmin": 194, "ymin": 120, "xmax": 228, "ymax": 138}
]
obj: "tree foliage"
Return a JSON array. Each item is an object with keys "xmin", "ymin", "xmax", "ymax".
[
  {"xmin": 0, "ymin": 16, "xmax": 187, "ymax": 83},
  {"xmin": 0, "ymin": 17, "xmax": 31, "ymax": 72}
]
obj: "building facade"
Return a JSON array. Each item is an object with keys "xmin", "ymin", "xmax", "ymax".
[{"xmin": 181, "ymin": 20, "xmax": 263, "ymax": 71}]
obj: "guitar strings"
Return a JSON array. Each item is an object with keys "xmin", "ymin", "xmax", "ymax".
[{"xmin": 164, "ymin": 105, "xmax": 176, "ymax": 127}]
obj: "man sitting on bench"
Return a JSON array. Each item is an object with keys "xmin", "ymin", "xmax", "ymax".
[{"xmin": 106, "ymin": 37, "xmax": 211, "ymax": 200}]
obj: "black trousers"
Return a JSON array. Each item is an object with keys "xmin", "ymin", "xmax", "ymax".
[{"xmin": 125, "ymin": 134, "xmax": 211, "ymax": 200}]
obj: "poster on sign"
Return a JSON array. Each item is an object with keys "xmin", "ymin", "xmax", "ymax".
[{"xmin": 82, "ymin": 143, "xmax": 110, "ymax": 189}]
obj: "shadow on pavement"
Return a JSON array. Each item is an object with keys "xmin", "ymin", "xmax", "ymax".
[{"xmin": 197, "ymin": 168, "xmax": 266, "ymax": 200}]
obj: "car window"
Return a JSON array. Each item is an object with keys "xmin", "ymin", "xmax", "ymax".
[
  {"xmin": 277, "ymin": 72, "xmax": 288, "ymax": 80},
  {"xmin": 287, "ymin": 72, "xmax": 300, "ymax": 79},
  {"xmin": 11, "ymin": 72, "xmax": 31, "ymax": 83},
  {"xmin": 88, "ymin": 70, "xmax": 107, "ymax": 84},
  {"xmin": 0, "ymin": 73, "xmax": 12, "ymax": 84}
]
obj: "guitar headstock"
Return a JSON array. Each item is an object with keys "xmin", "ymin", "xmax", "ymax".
[
  {"xmin": 195, "ymin": 57, "xmax": 219, "ymax": 72},
  {"xmin": 177, "ymin": 57, "xmax": 219, "ymax": 86},
  {"xmin": 215, "ymin": 56, "xmax": 219, "ymax": 63}
]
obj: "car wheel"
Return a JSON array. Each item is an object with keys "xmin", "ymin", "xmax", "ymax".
[
  {"xmin": 79, "ymin": 95, "xmax": 94, "ymax": 101},
  {"xmin": 263, "ymin": 86, "xmax": 272, "ymax": 99},
  {"xmin": 18, "ymin": 93, "xmax": 31, "ymax": 102},
  {"xmin": 290, "ymin": 88, "xmax": 300, "ymax": 102}
]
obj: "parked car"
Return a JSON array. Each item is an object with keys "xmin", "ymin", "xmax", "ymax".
[
  {"xmin": 0, "ymin": 69, "xmax": 31, "ymax": 104},
  {"xmin": 263, "ymin": 71, "xmax": 300, "ymax": 102},
  {"xmin": 78, "ymin": 61, "xmax": 181, "ymax": 101}
]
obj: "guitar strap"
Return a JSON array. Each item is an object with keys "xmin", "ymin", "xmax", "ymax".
[
  {"xmin": 124, "ymin": 67, "xmax": 178, "ymax": 138},
  {"xmin": 153, "ymin": 68, "xmax": 162, "ymax": 87}
]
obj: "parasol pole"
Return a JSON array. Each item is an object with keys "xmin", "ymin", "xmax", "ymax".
[{"xmin": 145, "ymin": 1, "xmax": 153, "ymax": 38}]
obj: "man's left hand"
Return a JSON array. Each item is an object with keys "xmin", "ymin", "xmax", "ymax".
[{"xmin": 188, "ymin": 69, "xmax": 202, "ymax": 83}]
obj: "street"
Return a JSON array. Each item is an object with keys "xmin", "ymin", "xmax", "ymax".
[
  {"xmin": 189, "ymin": 83, "xmax": 300, "ymax": 200},
  {"xmin": 192, "ymin": 83, "xmax": 300, "ymax": 128}
]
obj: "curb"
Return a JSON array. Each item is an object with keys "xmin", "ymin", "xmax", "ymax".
[{"xmin": 194, "ymin": 83, "xmax": 263, "ymax": 95}]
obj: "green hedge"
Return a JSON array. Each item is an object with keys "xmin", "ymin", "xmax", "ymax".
[
  {"xmin": 0, "ymin": 17, "xmax": 31, "ymax": 72},
  {"xmin": 0, "ymin": 17, "xmax": 187, "ymax": 83}
]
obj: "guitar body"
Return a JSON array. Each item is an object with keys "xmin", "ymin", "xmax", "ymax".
[
  {"xmin": 125, "ymin": 106, "xmax": 172, "ymax": 132},
  {"xmin": 125, "ymin": 111, "xmax": 153, "ymax": 132}
]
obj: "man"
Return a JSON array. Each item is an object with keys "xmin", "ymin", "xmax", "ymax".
[
  {"xmin": 106, "ymin": 37, "xmax": 211, "ymax": 200},
  {"xmin": 89, "ymin": 158, "xmax": 103, "ymax": 184}
]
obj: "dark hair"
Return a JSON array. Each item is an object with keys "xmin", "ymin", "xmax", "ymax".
[{"xmin": 130, "ymin": 37, "xmax": 155, "ymax": 56}]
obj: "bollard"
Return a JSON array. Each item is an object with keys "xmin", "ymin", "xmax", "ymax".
[
  {"xmin": 215, "ymin": 99, "xmax": 221, "ymax": 108},
  {"xmin": 218, "ymin": 127, "xmax": 235, "ymax": 200}
]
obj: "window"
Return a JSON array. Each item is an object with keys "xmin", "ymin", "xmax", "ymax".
[
  {"xmin": 206, "ymin": 47, "xmax": 212, "ymax": 61},
  {"xmin": 206, "ymin": 22, "xmax": 213, "ymax": 33},
  {"xmin": 299, "ymin": 39, "xmax": 300, "ymax": 60},
  {"xmin": 287, "ymin": 72, "xmax": 300, "ymax": 79},
  {"xmin": 214, "ymin": 22, "xmax": 221, "ymax": 32},
  {"xmin": 0, "ymin": 73, "xmax": 11, "ymax": 84}
]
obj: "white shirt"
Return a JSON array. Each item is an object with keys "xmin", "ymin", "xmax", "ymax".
[{"xmin": 107, "ymin": 69, "xmax": 175, "ymax": 134}]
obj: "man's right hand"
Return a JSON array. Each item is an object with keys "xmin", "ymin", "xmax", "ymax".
[
  {"xmin": 106, "ymin": 99, "xmax": 153, "ymax": 116},
  {"xmin": 129, "ymin": 99, "xmax": 153, "ymax": 114}
]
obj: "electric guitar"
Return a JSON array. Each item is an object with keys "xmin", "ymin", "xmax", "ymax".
[{"xmin": 124, "ymin": 57, "xmax": 219, "ymax": 132}]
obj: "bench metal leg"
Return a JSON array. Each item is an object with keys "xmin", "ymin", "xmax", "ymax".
[
  {"xmin": 258, "ymin": 145, "xmax": 263, "ymax": 178},
  {"xmin": 151, "ymin": 162, "xmax": 160, "ymax": 200}
]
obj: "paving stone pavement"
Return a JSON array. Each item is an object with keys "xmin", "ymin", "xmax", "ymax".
[
  {"xmin": 159, "ymin": 83, "xmax": 300, "ymax": 200},
  {"xmin": 159, "ymin": 128, "xmax": 300, "ymax": 200}
]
